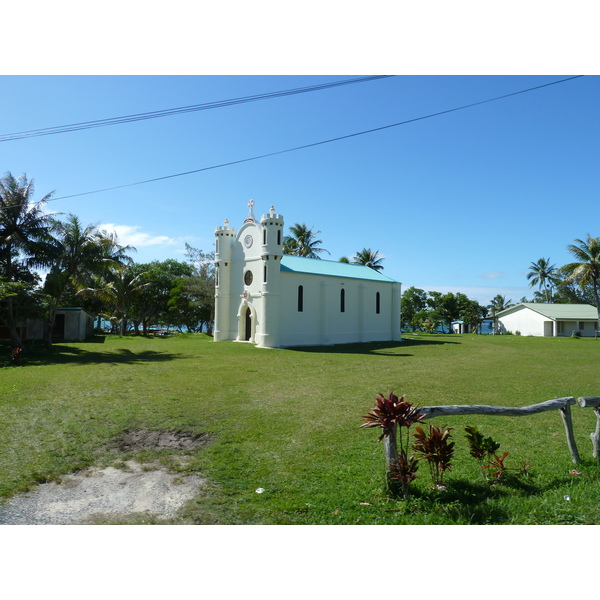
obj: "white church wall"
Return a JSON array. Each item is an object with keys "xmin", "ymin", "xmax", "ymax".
[{"xmin": 278, "ymin": 272, "xmax": 400, "ymax": 347}]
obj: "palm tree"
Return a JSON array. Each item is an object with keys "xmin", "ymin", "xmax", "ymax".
[
  {"xmin": 564, "ymin": 234, "xmax": 600, "ymax": 331},
  {"xmin": 78, "ymin": 264, "xmax": 149, "ymax": 336},
  {"xmin": 527, "ymin": 257, "xmax": 558, "ymax": 303},
  {"xmin": 0, "ymin": 172, "xmax": 54, "ymax": 346},
  {"xmin": 354, "ymin": 248, "xmax": 384, "ymax": 272},
  {"xmin": 488, "ymin": 294, "xmax": 513, "ymax": 334},
  {"xmin": 43, "ymin": 214, "xmax": 134, "ymax": 346},
  {"xmin": 282, "ymin": 223, "xmax": 329, "ymax": 259}
]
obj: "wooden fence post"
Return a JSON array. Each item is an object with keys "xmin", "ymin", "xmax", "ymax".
[
  {"xmin": 577, "ymin": 397, "xmax": 600, "ymax": 460},
  {"xmin": 559, "ymin": 403, "xmax": 581, "ymax": 464}
]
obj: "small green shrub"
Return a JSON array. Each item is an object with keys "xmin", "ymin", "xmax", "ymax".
[
  {"xmin": 464, "ymin": 425, "xmax": 501, "ymax": 479},
  {"xmin": 464, "ymin": 425, "xmax": 531, "ymax": 481}
]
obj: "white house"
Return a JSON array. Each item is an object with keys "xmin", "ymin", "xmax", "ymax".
[
  {"xmin": 496, "ymin": 303, "xmax": 599, "ymax": 337},
  {"xmin": 213, "ymin": 202, "xmax": 402, "ymax": 348}
]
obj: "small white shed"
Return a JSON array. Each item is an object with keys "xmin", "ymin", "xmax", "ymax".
[
  {"xmin": 26, "ymin": 308, "xmax": 96, "ymax": 342},
  {"xmin": 496, "ymin": 303, "xmax": 599, "ymax": 337}
]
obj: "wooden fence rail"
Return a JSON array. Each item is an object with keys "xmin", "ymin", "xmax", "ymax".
[{"xmin": 419, "ymin": 397, "xmax": 581, "ymax": 464}]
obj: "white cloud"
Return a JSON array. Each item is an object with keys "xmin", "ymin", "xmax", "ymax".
[
  {"xmin": 99, "ymin": 223, "xmax": 178, "ymax": 248},
  {"xmin": 480, "ymin": 271, "xmax": 505, "ymax": 280}
]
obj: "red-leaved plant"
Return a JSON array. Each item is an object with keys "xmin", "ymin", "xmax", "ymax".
[
  {"xmin": 361, "ymin": 391, "xmax": 425, "ymax": 498},
  {"xmin": 11, "ymin": 347, "xmax": 23, "ymax": 366},
  {"xmin": 389, "ymin": 452, "xmax": 419, "ymax": 498},
  {"xmin": 360, "ymin": 391, "xmax": 424, "ymax": 440},
  {"xmin": 412, "ymin": 424, "xmax": 455, "ymax": 487},
  {"xmin": 485, "ymin": 451, "xmax": 509, "ymax": 479}
]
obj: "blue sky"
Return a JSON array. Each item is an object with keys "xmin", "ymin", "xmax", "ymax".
[{"xmin": 2, "ymin": 74, "xmax": 597, "ymax": 305}]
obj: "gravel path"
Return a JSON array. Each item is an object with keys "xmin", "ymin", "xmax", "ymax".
[{"xmin": 0, "ymin": 461, "xmax": 206, "ymax": 525}]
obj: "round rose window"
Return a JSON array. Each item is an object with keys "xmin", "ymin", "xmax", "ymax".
[{"xmin": 244, "ymin": 270, "xmax": 253, "ymax": 285}]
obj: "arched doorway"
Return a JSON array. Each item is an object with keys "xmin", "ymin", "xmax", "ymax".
[{"xmin": 244, "ymin": 306, "xmax": 252, "ymax": 341}]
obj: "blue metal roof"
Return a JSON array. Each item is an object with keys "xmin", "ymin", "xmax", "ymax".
[{"xmin": 280, "ymin": 255, "xmax": 398, "ymax": 283}]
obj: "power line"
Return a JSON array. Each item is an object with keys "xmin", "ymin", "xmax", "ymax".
[
  {"xmin": 0, "ymin": 76, "xmax": 393, "ymax": 142},
  {"xmin": 48, "ymin": 75, "xmax": 584, "ymax": 203}
]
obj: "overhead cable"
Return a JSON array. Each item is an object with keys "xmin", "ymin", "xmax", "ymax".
[
  {"xmin": 0, "ymin": 76, "xmax": 393, "ymax": 142},
  {"xmin": 47, "ymin": 75, "xmax": 584, "ymax": 203}
]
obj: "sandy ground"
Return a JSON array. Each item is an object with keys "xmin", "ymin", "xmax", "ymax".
[{"xmin": 0, "ymin": 460, "xmax": 206, "ymax": 525}]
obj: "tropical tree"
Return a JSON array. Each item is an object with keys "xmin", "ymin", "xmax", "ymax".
[
  {"xmin": 426, "ymin": 291, "xmax": 464, "ymax": 333},
  {"xmin": 78, "ymin": 264, "xmax": 150, "ymax": 335},
  {"xmin": 168, "ymin": 278, "xmax": 211, "ymax": 333},
  {"xmin": 527, "ymin": 257, "xmax": 558, "ymax": 303},
  {"xmin": 43, "ymin": 214, "xmax": 134, "ymax": 347},
  {"xmin": 460, "ymin": 298, "xmax": 487, "ymax": 333},
  {"xmin": 282, "ymin": 223, "xmax": 329, "ymax": 259},
  {"xmin": 552, "ymin": 265, "xmax": 596, "ymax": 305},
  {"xmin": 0, "ymin": 172, "xmax": 54, "ymax": 346},
  {"xmin": 127, "ymin": 259, "xmax": 194, "ymax": 334},
  {"xmin": 488, "ymin": 294, "xmax": 513, "ymax": 334},
  {"xmin": 401, "ymin": 287, "xmax": 428, "ymax": 331},
  {"xmin": 354, "ymin": 248, "xmax": 384, "ymax": 272},
  {"xmin": 181, "ymin": 243, "xmax": 216, "ymax": 334},
  {"xmin": 426, "ymin": 291, "xmax": 445, "ymax": 332},
  {"xmin": 564, "ymin": 234, "xmax": 600, "ymax": 330}
]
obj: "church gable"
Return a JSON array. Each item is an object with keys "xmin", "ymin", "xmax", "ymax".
[{"xmin": 232, "ymin": 220, "xmax": 263, "ymax": 261}]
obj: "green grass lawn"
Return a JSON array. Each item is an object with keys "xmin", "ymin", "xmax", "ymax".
[{"xmin": 2, "ymin": 332, "xmax": 600, "ymax": 524}]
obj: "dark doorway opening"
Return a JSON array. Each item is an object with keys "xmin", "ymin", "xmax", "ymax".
[
  {"xmin": 52, "ymin": 314, "xmax": 65, "ymax": 339},
  {"xmin": 244, "ymin": 307, "xmax": 252, "ymax": 341}
]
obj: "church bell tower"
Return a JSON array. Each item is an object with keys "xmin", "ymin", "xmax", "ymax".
[{"xmin": 213, "ymin": 202, "xmax": 284, "ymax": 347}]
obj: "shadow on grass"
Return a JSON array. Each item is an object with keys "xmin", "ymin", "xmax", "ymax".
[
  {"xmin": 394, "ymin": 475, "xmax": 543, "ymax": 524},
  {"xmin": 288, "ymin": 338, "xmax": 460, "ymax": 356},
  {"xmin": 12, "ymin": 345, "xmax": 185, "ymax": 367},
  {"xmin": 73, "ymin": 335, "xmax": 107, "ymax": 344}
]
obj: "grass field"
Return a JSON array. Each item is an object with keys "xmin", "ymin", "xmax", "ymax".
[{"xmin": 2, "ymin": 332, "xmax": 600, "ymax": 524}]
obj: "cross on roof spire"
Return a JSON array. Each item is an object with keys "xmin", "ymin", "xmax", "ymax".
[{"xmin": 247, "ymin": 199, "xmax": 255, "ymax": 221}]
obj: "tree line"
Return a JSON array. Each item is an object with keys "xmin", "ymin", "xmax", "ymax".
[
  {"xmin": 0, "ymin": 172, "xmax": 215, "ymax": 348},
  {"xmin": 402, "ymin": 236, "xmax": 600, "ymax": 333},
  {"xmin": 4, "ymin": 170, "xmax": 596, "ymax": 346}
]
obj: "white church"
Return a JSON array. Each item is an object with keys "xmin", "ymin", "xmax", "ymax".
[{"xmin": 213, "ymin": 202, "xmax": 402, "ymax": 348}]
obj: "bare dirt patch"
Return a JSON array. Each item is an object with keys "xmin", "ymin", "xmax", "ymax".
[
  {"xmin": 0, "ymin": 430, "xmax": 211, "ymax": 525},
  {"xmin": 117, "ymin": 429, "xmax": 211, "ymax": 452}
]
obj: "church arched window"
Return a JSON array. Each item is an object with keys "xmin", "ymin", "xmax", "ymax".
[
  {"xmin": 277, "ymin": 229, "xmax": 281, "ymax": 245},
  {"xmin": 340, "ymin": 288, "xmax": 345, "ymax": 313},
  {"xmin": 298, "ymin": 285, "xmax": 304, "ymax": 312},
  {"xmin": 376, "ymin": 292, "xmax": 381, "ymax": 314}
]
